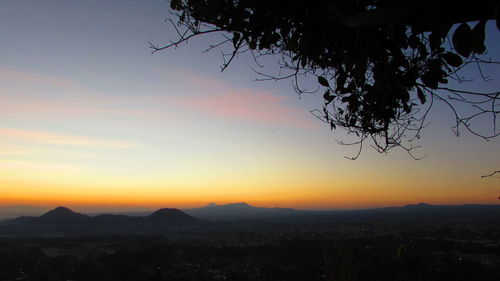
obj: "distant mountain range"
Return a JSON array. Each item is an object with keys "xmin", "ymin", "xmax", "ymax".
[
  {"xmin": 0, "ymin": 206, "xmax": 201, "ymax": 235},
  {"xmin": 1, "ymin": 203, "xmax": 499, "ymax": 235},
  {"xmin": 183, "ymin": 202, "xmax": 298, "ymax": 220},
  {"xmin": 183, "ymin": 202, "xmax": 500, "ymax": 221}
]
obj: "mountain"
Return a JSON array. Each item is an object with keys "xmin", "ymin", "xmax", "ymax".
[
  {"xmin": 404, "ymin": 202, "xmax": 432, "ymax": 208},
  {"xmin": 146, "ymin": 208, "xmax": 199, "ymax": 225},
  {"xmin": 37, "ymin": 206, "xmax": 90, "ymax": 223},
  {"xmin": 0, "ymin": 206, "xmax": 201, "ymax": 235},
  {"xmin": 184, "ymin": 202, "xmax": 298, "ymax": 220}
]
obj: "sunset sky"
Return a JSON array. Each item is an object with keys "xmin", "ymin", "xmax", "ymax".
[{"xmin": 0, "ymin": 0, "xmax": 498, "ymax": 214}]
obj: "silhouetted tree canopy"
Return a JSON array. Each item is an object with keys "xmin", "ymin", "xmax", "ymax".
[{"xmin": 153, "ymin": 0, "xmax": 500, "ymax": 159}]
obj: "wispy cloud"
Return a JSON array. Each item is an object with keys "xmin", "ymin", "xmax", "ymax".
[
  {"xmin": 177, "ymin": 90, "xmax": 312, "ymax": 127},
  {"xmin": 0, "ymin": 160, "xmax": 86, "ymax": 172},
  {"xmin": 0, "ymin": 66, "xmax": 78, "ymax": 89},
  {"xmin": 0, "ymin": 66, "xmax": 311, "ymax": 128},
  {"xmin": 0, "ymin": 146, "xmax": 100, "ymax": 158},
  {"xmin": 0, "ymin": 66, "xmax": 159, "ymax": 118},
  {"xmin": 0, "ymin": 128, "xmax": 137, "ymax": 149},
  {"xmin": 0, "ymin": 100, "xmax": 153, "ymax": 117},
  {"xmin": 166, "ymin": 70, "xmax": 315, "ymax": 128}
]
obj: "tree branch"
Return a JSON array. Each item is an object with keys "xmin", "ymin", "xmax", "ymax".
[{"xmin": 481, "ymin": 170, "xmax": 500, "ymax": 178}]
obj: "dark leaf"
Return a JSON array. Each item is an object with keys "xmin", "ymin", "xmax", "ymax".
[
  {"xmin": 330, "ymin": 121, "xmax": 336, "ymax": 130},
  {"xmin": 350, "ymin": 118, "xmax": 356, "ymax": 126},
  {"xmin": 471, "ymin": 20, "xmax": 487, "ymax": 54},
  {"xmin": 336, "ymin": 72, "xmax": 347, "ymax": 92},
  {"xmin": 428, "ymin": 59, "xmax": 442, "ymax": 74},
  {"xmin": 429, "ymin": 32, "xmax": 441, "ymax": 51},
  {"xmin": 452, "ymin": 23, "xmax": 472, "ymax": 58},
  {"xmin": 170, "ymin": 0, "xmax": 182, "ymax": 10},
  {"xmin": 318, "ymin": 76, "xmax": 330, "ymax": 87},
  {"xmin": 323, "ymin": 90, "xmax": 335, "ymax": 104},
  {"xmin": 248, "ymin": 39, "xmax": 256, "ymax": 50},
  {"xmin": 421, "ymin": 73, "xmax": 438, "ymax": 89},
  {"xmin": 408, "ymin": 35, "xmax": 420, "ymax": 49},
  {"xmin": 417, "ymin": 87, "xmax": 426, "ymax": 104},
  {"xmin": 442, "ymin": 52, "xmax": 463, "ymax": 67},
  {"xmin": 353, "ymin": 63, "xmax": 366, "ymax": 84},
  {"xmin": 301, "ymin": 58, "xmax": 307, "ymax": 68},
  {"xmin": 403, "ymin": 104, "xmax": 410, "ymax": 113},
  {"xmin": 401, "ymin": 90, "xmax": 410, "ymax": 103}
]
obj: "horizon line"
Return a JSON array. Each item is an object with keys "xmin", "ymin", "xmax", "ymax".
[{"xmin": 1, "ymin": 201, "xmax": 499, "ymax": 217}]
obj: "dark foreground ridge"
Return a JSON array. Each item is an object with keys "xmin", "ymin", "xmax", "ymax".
[
  {"xmin": 0, "ymin": 207, "xmax": 201, "ymax": 235},
  {"xmin": 1, "ymin": 203, "xmax": 499, "ymax": 281}
]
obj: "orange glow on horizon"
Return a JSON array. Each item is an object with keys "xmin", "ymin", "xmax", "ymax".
[{"xmin": 1, "ymin": 177, "xmax": 498, "ymax": 211}]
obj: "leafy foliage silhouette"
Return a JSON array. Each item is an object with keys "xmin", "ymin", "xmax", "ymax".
[{"xmin": 152, "ymin": 0, "xmax": 500, "ymax": 159}]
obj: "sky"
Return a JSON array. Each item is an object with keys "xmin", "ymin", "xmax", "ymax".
[{"xmin": 0, "ymin": 0, "xmax": 498, "ymax": 214}]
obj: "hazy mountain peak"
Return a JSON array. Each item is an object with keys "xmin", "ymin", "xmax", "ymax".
[
  {"xmin": 54, "ymin": 206, "xmax": 73, "ymax": 212},
  {"xmin": 146, "ymin": 208, "xmax": 199, "ymax": 225},
  {"xmin": 405, "ymin": 203, "xmax": 432, "ymax": 208},
  {"xmin": 38, "ymin": 206, "xmax": 89, "ymax": 222},
  {"xmin": 41, "ymin": 206, "xmax": 77, "ymax": 217},
  {"xmin": 184, "ymin": 202, "xmax": 298, "ymax": 221},
  {"xmin": 149, "ymin": 208, "xmax": 185, "ymax": 216},
  {"xmin": 226, "ymin": 202, "xmax": 251, "ymax": 207}
]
